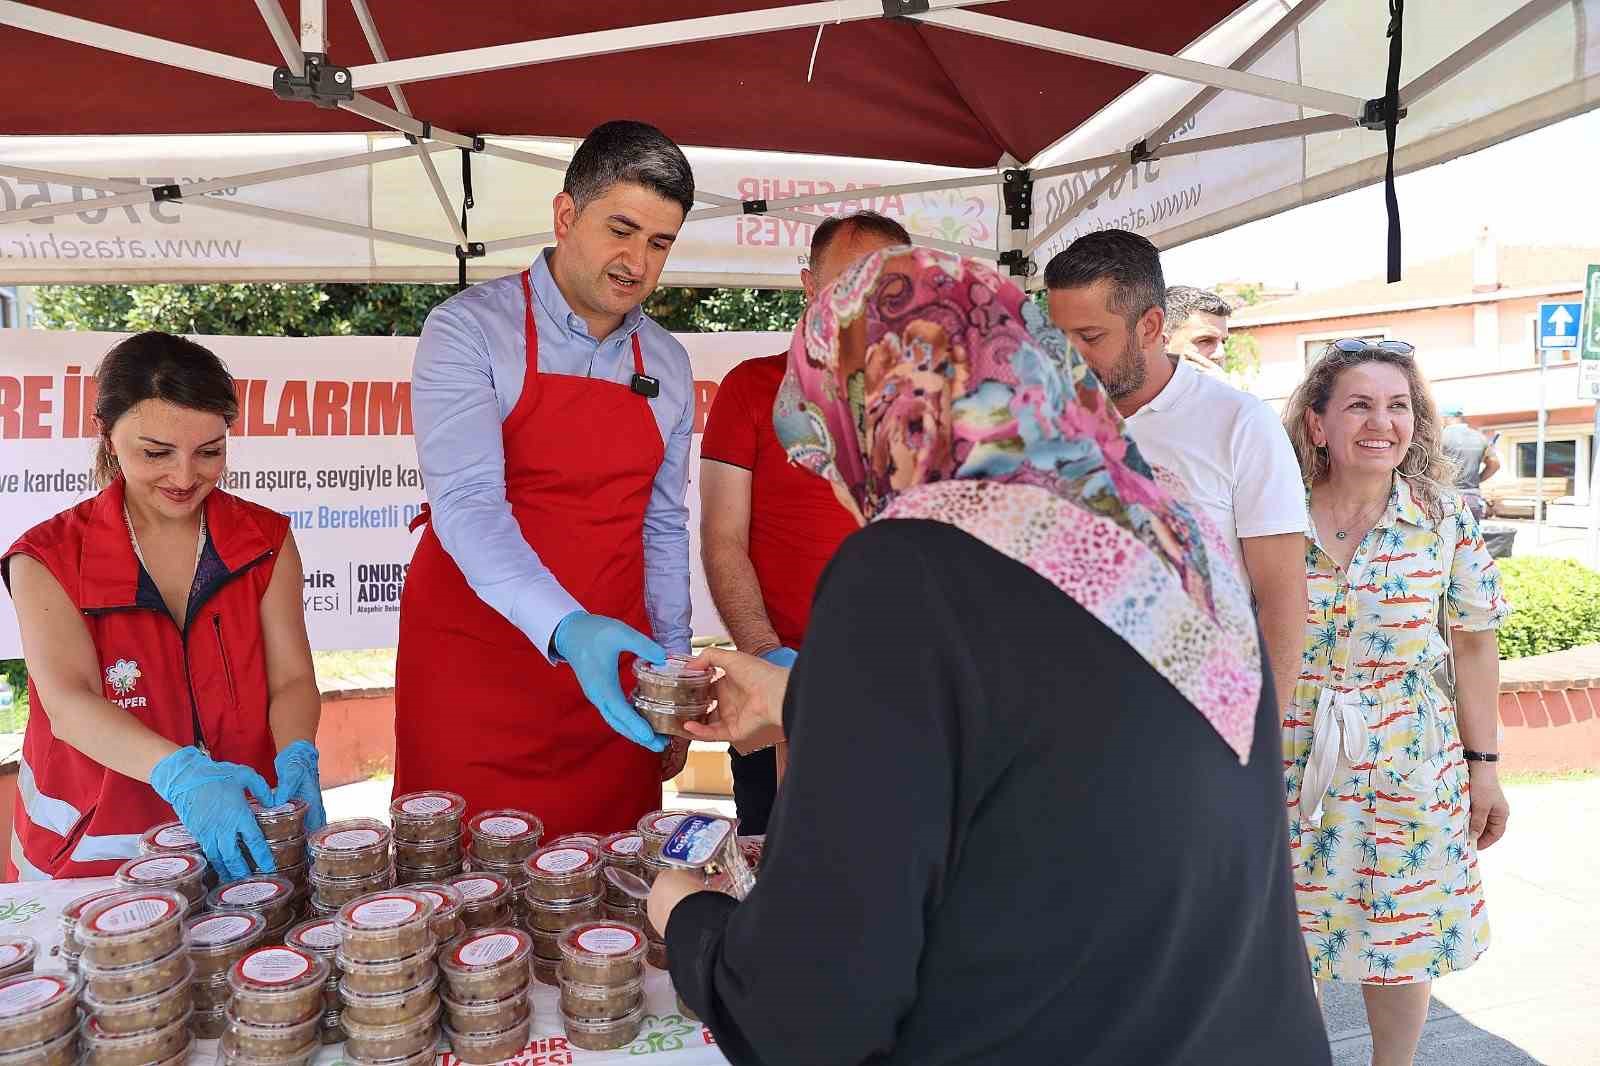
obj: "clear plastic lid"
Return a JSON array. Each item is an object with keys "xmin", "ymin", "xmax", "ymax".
[
  {"xmin": 138, "ymin": 822, "xmax": 200, "ymax": 855},
  {"xmin": 114, "ymin": 852, "xmax": 207, "ymax": 888},
  {"xmin": 407, "ymin": 884, "xmax": 463, "ymax": 924},
  {"xmin": 332, "ymin": 947, "xmax": 434, "ymax": 979},
  {"xmin": 336, "ymin": 891, "xmax": 433, "ymax": 936},
  {"xmin": 336, "ymin": 970, "xmax": 437, "ymax": 1010},
  {"xmin": 557, "ymin": 923, "xmax": 645, "ymax": 966},
  {"xmin": 466, "ymin": 810, "xmax": 543, "ymax": 847},
  {"xmin": 439, "ymin": 987, "xmax": 531, "ymax": 1015},
  {"xmin": 80, "ymin": 1009, "xmax": 192, "ymax": 1049},
  {"xmin": 207, "ymin": 876, "xmax": 296, "ymax": 914},
  {"xmin": 557, "ymin": 1002, "xmax": 644, "ymax": 1034},
  {"xmin": 0, "ymin": 938, "xmax": 36, "ymax": 974},
  {"xmin": 632, "ymin": 655, "xmax": 716, "ymax": 689},
  {"xmin": 0, "ymin": 1025, "xmax": 75, "ymax": 1066},
  {"xmin": 80, "ymin": 959, "xmax": 192, "ymax": 1013},
  {"xmin": 61, "ymin": 889, "xmax": 124, "ymax": 925},
  {"xmin": 306, "ymin": 819, "xmax": 391, "ymax": 861},
  {"xmin": 523, "ymin": 843, "xmax": 600, "ymax": 884},
  {"xmin": 326, "ymin": 1049, "xmax": 433, "ymax": 1066},
  {"xmin": 251, "ymin": 798, "xmax": 310, "ymax": 827},
  {"xmin": 559, "ymin": 975, "xmax": 643, "ymax": 1001},
  {"xmin": 548, "ymin": 833, "xmax": 602, "ymax": 848},
  {"xmin": 228, "ymin": 946, "xmax": 331, "ymax": 998},
  {"xmin": 307, "ymin": 865, "xmax": 396, "ymax": 889},
  {"xmin": 221, "ymin": 1005, "xmax": 321, "ymax": 1042},
  {"xmin": 186, "ymin": 912, "xmax": 267, "ymax": 956},
  {"xmin": 635, "ymin": 811, "xmax": 685, "ymax": 842},
  {"xmin": 444, "ymin": 872, "xmax": 510, "ymax": 908},
  {"xmin": 77, "ymin": 937, "xmax": 188, "ymax": 981},
  {"xmin": 337, "ymin": 998, "xmax": 441, "ymax": 1041},
  {"xmin": 600, "ymin": 832, "xmax": 644, "ymax": 862},
  {"xmin": 0, "ymin": 972, "xmax": 78, "ymax": 1020},
  {"xmin": 438, "ymin": 928, "xmax": 532, "ymax": 979},
  {"xmin": 283, "ymin": 919, "xmax": 342, "ymax": 959},
  {"xmin": 524, "ymin": 892, "xmax": 600, "ymax": 915},
  {"xmin": 389, "ymin": 791, "xmax": 465, "ymax": 825},
  {"xmin": 76, "ymin": 889, "xmax": 187, "ymax": 946}
]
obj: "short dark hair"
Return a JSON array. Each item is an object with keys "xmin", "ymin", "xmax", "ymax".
[
  {"xmin": 1044, "ymin": 229, "xmax": 1166, "ymax": 326},
  {"xmin": 564, "ymin": 120, "xmax": 695, "ymax": 218},
  {"xmin": 1164, "ymin": 285, "xmax": 1232, "ymax": 338},
  {"xmin": 93, "ymin": 331, "xmax": 239, "ymax": 487},
  {"xmin": 809, "ymin": 210, "xmax": 911, "ymax": 269}
]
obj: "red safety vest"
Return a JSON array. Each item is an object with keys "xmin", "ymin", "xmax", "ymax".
[{"xmin": 1, "ymin": 479, "xmax": 287, "ymax": 880}]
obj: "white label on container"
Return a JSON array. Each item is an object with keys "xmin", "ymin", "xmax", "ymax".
[
  {"xmin": 451, "ymin": 878, "xmax": 498, "ymax": 901},
  {"xmin": 321, "ymin": 829, "xmax": 382, "ymax": 850},
  {"xmin": 240, "ymin": 947, "xmax": 312, "ymax": 984},
  {"xmin": 293, "ymin": 922, "xmax": 341, "ymax": 950},
  {"xmin": 534, "ymin": 848, "xmax": 591, "ymax": 874},
  {"xmin": 477, "ymin": 816, "xmax": 529, "ymax": 838},
  {"xmin": 219, "ymin": 881, "xmax": 283, "ymax": 905},
  {"xmin": 350, "ymin": 896, "xmax": 421, "ymax": 927},
  {"xmin": 416, "ymin": 890, "xmax": 449, "ymax": 911},
  {"xmin": 456, "ymin": 932, "xmax": 520, "ymax": 966},
  {"xmin": 605, "ymin": 834, "xmax": 643, "ymax": 857},
  {"xmin": 575, "ymin": 926, "xmax": 642, "ymax": 956},
  {"xmin": 400, "ymin": 795, "xmax": 453, "ymax": 816},
  {"xmin": 647, "ymin": 814, "xmax": 684, "ymax": 835},
  {"xmin": 152, "ymin": 825, "xmax": 197, "ymax": 848},
  {"xmin": 191, "ymin": 915, "xmax": 255, "ymax": 945},
  {"xmin": 90, "ymin": 895, "xmax": 177, "ymax": 932},
  {"xmin": 126, "ymin": 855, "xmax": 195, "ymax": 880},
  {"xmin": 0, "ymin": 977, "xmax": 62, "ymax": 1015},
  {"xmin": 0, "ymin": 945, "xmax": 24, "ymax": 967}
]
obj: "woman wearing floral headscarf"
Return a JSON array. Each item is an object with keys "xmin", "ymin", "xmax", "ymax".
[{"xmin": 648, "ymin": 249, "xmax": 1328, "ymax": 1066}]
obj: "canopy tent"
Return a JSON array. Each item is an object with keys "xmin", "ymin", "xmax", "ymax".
[{"xmin": 0, "ymin": 0, "xmax": 1595, "ymax": 288}]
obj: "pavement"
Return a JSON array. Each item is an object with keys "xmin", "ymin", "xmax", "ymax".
[{"xmin": 323, "ymin": 776, "xmax": 1598, "ymax": 1065}]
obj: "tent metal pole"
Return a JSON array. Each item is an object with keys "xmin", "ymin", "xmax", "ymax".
[
  {"xmin": 688, "ymin": 171, "xmax": 1005, "ymax": 222},
  {"xmin": 916, "ymin": 8, "xmax": 1365, "ymax": 118},
  {"xmin": 350, "ymin": 0, "xmax": 470, "ymax": 248},
  {"xmin": 0, "ymin": 1, "xmax": 276, "ymax": 86},
  {"xmin": 693, "ymin": 189, "xmax": 998, "ymax": 260},
  {"xmin": 346, "ymin": 0, "xmax": 1000, "ymax": 88},
  {"xmin": 480, "ymin": 232, "xmax": 558, "ymax": 255},
  {"xmin": 254, "ymin": 0, "xmax": 305, "ymax": 75},
  {"xmin": 1140, "ymin": 113, "xmax": 1354, "ymax": 159},
  {"xmin": 478, "ymin": 143, "xmax": 577, "ymax": 172},
  {"xmin": 1030, "ymin": 151, "xmax": 1132, "ymax": 182},
  {"xmin": 1399, "ymin": 0, "xmax": 1567, "ymax": 107},
  {"xmin": 338, "ymin": 96, "xmax": 480, "ymax": 149},
  {"xmin": 299, "ymin": 0, "xmax": 326, "ymax": 55}
]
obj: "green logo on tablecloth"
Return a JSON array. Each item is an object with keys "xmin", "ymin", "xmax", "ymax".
[
  {"xmin": 629, "ymin": 1013, "xmax": 697, "ymax": 1055},
  {"xmin": 0, "ymin": 899, "xmax": 43, "ymax": 925}
]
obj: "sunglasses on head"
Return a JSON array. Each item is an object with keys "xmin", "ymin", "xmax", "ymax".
[{"xmin": 1330, "ymin": 338, "xmax": 1415, "ymax": 357}]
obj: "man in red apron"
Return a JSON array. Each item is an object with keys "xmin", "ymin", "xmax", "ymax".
[{"xmin": 395, "ymin": 122, "xmax": 696, "ymax": 837}]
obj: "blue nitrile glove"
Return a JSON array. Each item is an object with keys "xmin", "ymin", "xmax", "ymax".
[
  {"xmin": 270, "ymin": 740, "xmax": 328, "ymax": 834},
  {"xmin": 553, "ymin": 610, "xmax": 669, "ymax": 752},
  {"xmin": 758, "ymin": 647, "xmax": 798, "ymax": 669},
  {"xmin": 150, "ymin": 746, "xmax": 277, "ymax": 882}
]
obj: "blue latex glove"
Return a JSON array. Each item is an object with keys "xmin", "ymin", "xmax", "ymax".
[
  {"xmin": 150, "ymin": 746, "xmax": 276, "ymax": 881},
  {"xmin": 270, "ymin": 740, "xmax": 328, "ymax": 834},
  {"xmin": 553, "ymin": 610, "xmax": 669, "ymax": 752},
  {"xmin": 758, "ymin": 647, "xmax": 798, "ymax": 669}
]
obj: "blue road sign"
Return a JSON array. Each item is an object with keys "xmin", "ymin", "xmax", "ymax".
[{"xmin": 1540, "ymin": 300, "xmax": 1582, "ymax": 349}]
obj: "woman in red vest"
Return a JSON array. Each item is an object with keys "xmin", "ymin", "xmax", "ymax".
[{"xmin": 2, "ymin": 332, "xmax": 325, "ymax": 882}]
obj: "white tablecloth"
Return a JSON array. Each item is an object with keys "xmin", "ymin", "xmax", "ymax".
[{"xmin": 0, "ymin": 878, "xmax": 731, "ymax": 1066}]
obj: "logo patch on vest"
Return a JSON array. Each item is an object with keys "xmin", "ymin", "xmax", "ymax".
[{"xmin": 105, "ymin": 658, "xmax": 146, "ymax": 707}]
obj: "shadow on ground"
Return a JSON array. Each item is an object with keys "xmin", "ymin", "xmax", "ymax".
[{"xmin": 1322, "ymin": 981, "xmax": 1545, "ymax": 1065}]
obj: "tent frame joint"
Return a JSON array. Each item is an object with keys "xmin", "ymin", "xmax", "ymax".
[
  {"xmin": 1128, "ymin": 139, "xmax": 1154, "ymax": 165},
  {"xmin": 272, "ymin": 52, "xmax": 354, "ymax": 108},
  {"xmin": 997, "ymin": 249, "xmax": 1034, "ymax": 278},
  {"xmin": 1001, "ymin": 168, "xmax": 1032, "ymax": 231},
  {"xmin": 151, "ymin": 184, "xmax": 183, "ymax": 203},
  {"xmin": 882, "ymin": 0, "xmax": 931, "ymax": 17},
  {"xmin": 1359, "ymin": 96, "xmax": 1407, "ymax": 132},
  {"xmin": 455, "ymin": 242, "xmax": 486, "ymax": 260},
  {"xmin": 742, "ymin": 198, "xmax": 769, "ymax": 215}
]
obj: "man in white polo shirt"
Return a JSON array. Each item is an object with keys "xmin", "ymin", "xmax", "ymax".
[{"xmin": 1046, "ymin": 230, "xmax": 1306, "ymax": 716}]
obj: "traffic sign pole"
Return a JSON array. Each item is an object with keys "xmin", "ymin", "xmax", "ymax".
[{"xmin": 1582, "ymin": 266, "xmax": 1600, "ymax": 567}]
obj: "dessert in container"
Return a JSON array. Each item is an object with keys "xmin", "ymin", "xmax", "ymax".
[
  {"xmin": 0, "ymin": 973, "xmax": 80, "ymax": 1051},
  {"xmin": 632, "ymin": 694, "xmax": 714, "ymax": 738},
  {"xmin": 464, "ymin": 811, "xmax": 542, "ymax": 864},
  {"xmin": 444, "ymin": 874, "xmax": 512, "ymax": 930},
  {"xmin": 76, "ymin": 891, "xmax": 187, "ymax": 970},
  {"xmin": 405, "ymin": 885, "xmax": 464, "ymax": 945},
  {"xmin": 281, "ymin": 920, "xmax": 340, "ymax": 963},
  {"xmin": 634, "ymin": 811, "xmax": 685, "ymax": 862},
  {"xmin": 523, "ymin": 893, "xmax": 601, "ymax": 934},
  {"xmin": 559, "ymin": 1004, "xmax": 643, "ymax": 1052},
  {"xmin": 437, "ymin": 929, "xmax": 530, "ymax": 1003},
  {"xmin": 78, "ymin": 1011, "xmax": 190, "ymax": 1066},
  {"xmin": 599, "ymin": 900, "xmax": 645, "ymax": 931},
  {"xmin": 337, "ymin": 974, "xmax": 438, "ymax": 1027},
  {"xmin": 631, "ymin": 656, "xmax": 716, "ymax": 711},
  {"xmin": 547, "ymin": 833, "xmax": 602, "ymax": 849},
  {"xmin": 599, "ymin": 832, "xmax": 644, "ymax": 876},
  {"xmin": 558, "ymin": 977, "xmax": 642, "ymax": 1022},
  {"xmin": 522, "ymin": 844, "xmax": 601, "ymax": 904},
  {"xmin": 339, "ymin": 1046, "xmax": 434, "ymax": 1066},
  {"xmin": 439, "ymin": 987, "xmax": 528, "ymax": 1036},
  {"xmin": 0, "ymin": 941, "xmax": 34, "ymax": 983},
  {"xmin": 80, "ymin": 939, "xmax": 189, "ymax": 1004},
  {"xmin": 392, "ymin": 836, "xmax": 461, "ymax": 872},
  {"xmin": 309, "ymin": 867, "xmax": 396, "ymax": 910},
  {"xmin": 219, "ymin": 1007, "xmax": 320, "ymax": 1058},
  {"xmin": 388, "ymin": 792, "xmax": 467, "ymax": 845},
  {"xmin": 114, "ymin": 854, "xmax": 208, "ymax": 909},
  {"xmin": 335, "ymin": 891, "xmax": 435, "ymax": 963},
  {"xmin": 442, "ymin": 1017, "xmax": 531, "ymax": 1065},
  {"xmin": 307, "ymin": 821, "xmax": 391, "ymax": 879},
  {"xmin": 217, "ymin": 1039, "xmax": 314, "ymax": 1066},
  {"xmin": 192, "ymin": 971, "xmax": 232, "ymax": 1012},
  {"xmin": 208, "ymin": 876, "xmax": 299, "ymax": 929},
  {"xmin": 137, "ymin": 822, "xmax": 201, "ymax": 856},
  {"xmin": 192, "ymin": 1005, "xmax": 228, "ymax": 1039},
  {"xmin": 317, "ymin": 1012, "xmax": 344, "ymax": 1046},
  {"xmin": 659, "ymin": 812, "xmax": 756, "ymax": 900},
  {"xmin": 252, "ymin": 799, "xmax": 309, "ymax": 844},
  {"xmin": 81, "ymin": 974, "xmax": 191, "ymax": 1035},
  {"xmin": 265, "ymin": 837, "xmax": 306, "ymax": 871},
  {"xmin": 531, "ymin": 958, "xmax": 558, "ymax": 988},
  {"xmin": 339, "ymin": 999, "xmax": 441, "ymax": 1061},
  {"xmin": 334, "ymin": 949, "xmax": 435, "ymax": 997},
  {"xmin": 461, "ymin": 852, "xmax": 526, "ymax": 892},
  {"xmin": 0, "ymin": 1026, "xmax": 75, "ymax": 1066},
  {"xmin": 395, "ymin": 863, "xmax": 461, "ymax": 887},
  {"xmin": 227, "ymin": 946, "xmax": 330, "ymax": 1025},
  {"xmin": 556, "ymin": 923, "xmax": 645, "ymax": 986},
  {"xmin": 187, "ymin": 912, "xmax": 267, "ymax": 979},
  {"xmin": 59, "ymin": 890, "xmax": 124, "ymax": 960}
]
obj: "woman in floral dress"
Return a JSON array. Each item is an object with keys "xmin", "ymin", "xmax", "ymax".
[{"xmin": 1281, "ymin": 341, "xmax": 1511, "ymax": 1066}]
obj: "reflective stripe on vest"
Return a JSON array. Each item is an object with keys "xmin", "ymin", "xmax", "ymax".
[
  {"xmin": 17, "ymin": 754, "xmax": 82, "ymax": 836},
  {"xmin": 70, "ymin": 833, "xmax": 141, "ymax": 864},
  {"xmin": 9, "ymin": 827, "xmax": 49, "ymax": 882}
]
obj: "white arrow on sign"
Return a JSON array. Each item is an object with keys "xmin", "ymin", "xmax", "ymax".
[{"xmin": 1549, "ymin": 305, "xmax": 1576, "ymax": 334}]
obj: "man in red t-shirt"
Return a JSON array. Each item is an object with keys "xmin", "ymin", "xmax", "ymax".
[{"xmin": 700, "ymin": 210, "xmax": 910, "ymax": 832}]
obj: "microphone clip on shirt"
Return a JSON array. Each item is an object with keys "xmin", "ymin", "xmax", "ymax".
[{"xmin": 631, "ymin": 373, "xmax": 660, "ymax": 398}]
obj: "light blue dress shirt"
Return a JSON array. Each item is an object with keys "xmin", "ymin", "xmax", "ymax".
[{"xmin": 411, "ymin": 249, "xmax": 694, "ymax": 660}]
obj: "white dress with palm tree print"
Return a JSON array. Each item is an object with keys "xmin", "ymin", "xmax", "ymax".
[{"xmin": 1285, "ymin": 476, "xmax": 1507, "ymax": 984}]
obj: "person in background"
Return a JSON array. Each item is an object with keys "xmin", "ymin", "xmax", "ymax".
[
  {"xmin": 2, "ymin": 332, "xmax": 325, "ymax": 881},
  {"xmin": 1164, "ymin": 284, "xmax": 1233, "ymax": 379},
  {"xmin": 698, "ymin": 210, "xmax": 909, "ymax": 833},
  {"xmin": 1440, "ymin": 406, "xmax": 1499, "ymax": 521},
  {"xmin": 395, "ymin": 121, "xmax": 696, "ymax": 837},
  {"xmin": 653, "ymin": 248, "xmax": 1329, "ymax": 1066},
  {"xmin": 1045, "ymin": 230, "xmax": 1306, "ymax": 727},
  {"xmin": 1282, "ymin": 340, "xmax": 1509, "ymax": 1066}
]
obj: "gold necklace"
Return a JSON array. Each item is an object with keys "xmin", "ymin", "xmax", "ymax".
[{"xmin": 1328, "ymin": 493, "xmax": 1387, "ymax": 542}]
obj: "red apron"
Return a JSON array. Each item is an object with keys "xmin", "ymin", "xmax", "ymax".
[{"xmin": 394, "ymin": 270, "xmax": 663, "ymax": 838}]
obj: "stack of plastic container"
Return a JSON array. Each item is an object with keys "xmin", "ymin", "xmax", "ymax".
[
  {"xmin": 556, "ymin": 921, "xmax": 647, "ymax": 1051},
  {"xmin": 0, "ymin": 938, "xmax": 37, "ymax": 982},
  {"xmin": 633, "ymin": 811, "xmax": 684, "ymax": 970},
  {"xmin": 57, "ymin": 890, "xmax": 124, "ymax": 976},
  {"xmin": 221, "ymin": 945, "xmax": 329, "ymax": 1066},
  {"xmin": 598, "ymin": 831, "xmax": 646, "ymax": 928},
  {"xmin": 282, "ymin": 920, "xmax": 344, "ymax": 1045},
  {"xmin": 335, "ymin": 890, "xmax": 441, "ymax": 1066},
  {"xmin": 462, "ymin": 810, "xmax": 542, "ymax": 890},
  {"xmin": 630, "ymin": 657, "xmax": 718, "ymax": 738},
  {"xmin": 389, "ymin": 792, "xmax": 467, "ymax": 885},
  {"xmin": 443, "ymin": 873, "xmax": 513, "ymax": 935},
  {"xmin": 75, "ymin": 889, "xmax": 194, "ymax": 1066},
  {"xmin": 251, "ymin": 800, "xmax": 310, "ymax": 906},
  {"xmin": 135, "ymin": 823, "xmax": 201, "ymax": 860},
  {"xmin": 0, "ymin": 970, "xmax": 82, "ymax": 1066},
  {"xmin": 113, "ymin": 854, "xmax": 208, "ymax": 912},
  {"xmin": 520, "ymin": 843, "xmax": 603, "ymax": 986},
  {"xmin": 437, "ymin": 927, "xmax": 532, "ymax": 1065},
  {"xmin": 406, "ymin": 885, "xmax": 465, "ymax": 946},
  {"xmin": 186, "ymin": 911, "xmax": 266, "ymax": 1039},
  {"xmin": 206, "ymin": 877, "xmax": 298, "ymax": 946},
  {"xmin": 306, "ymin": 820, "xmax": 394, "ymax": 918}
]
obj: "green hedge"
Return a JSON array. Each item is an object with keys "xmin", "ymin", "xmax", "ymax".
[
  {"xmin": 1496, "ymin": 557, "xmax": 1600, "ymax": 660},
  {"xmin": 0, "ymin": 659, "xmax": 26, "ymax": 734}
]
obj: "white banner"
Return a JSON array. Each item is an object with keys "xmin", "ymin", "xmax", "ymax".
[{"xmin": 0, "ymin": 327, "xmax": 784, "ymax": 658}]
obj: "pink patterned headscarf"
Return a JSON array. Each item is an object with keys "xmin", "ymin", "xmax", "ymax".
[{"xmin": 774, "ymin": 247, "xmax": 1262, "ymax": 762}]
